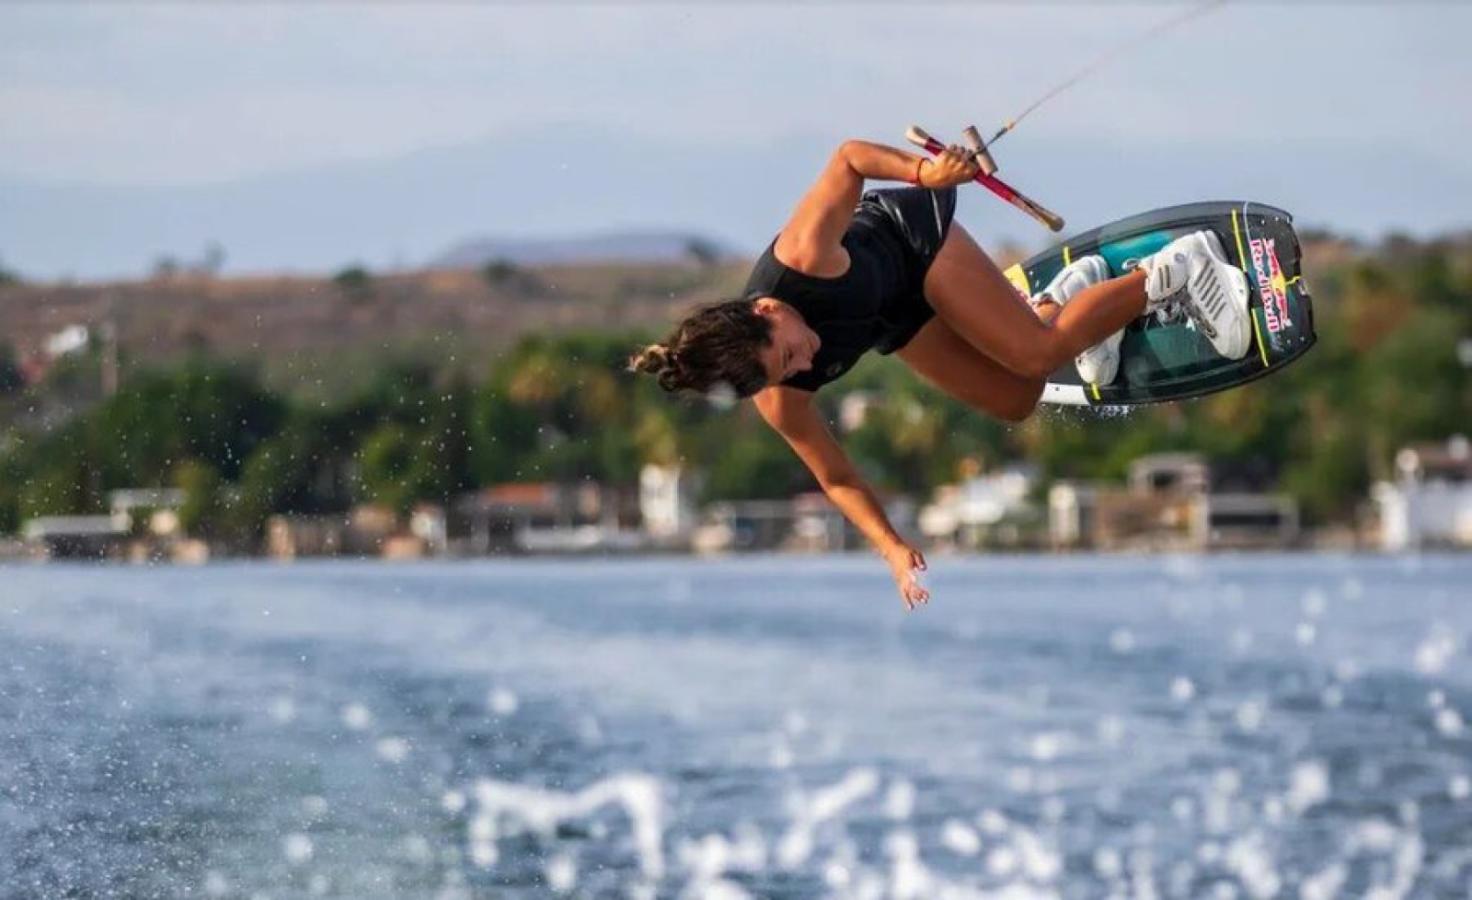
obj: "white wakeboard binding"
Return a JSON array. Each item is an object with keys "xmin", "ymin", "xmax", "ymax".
[
  {"xmin": 1034, "ymin": 254, "xmax": 1123, "ymax": 385},
  {"xmin": 1142, "ymin": 230, "xmax": 1253, "ymax": 360}
]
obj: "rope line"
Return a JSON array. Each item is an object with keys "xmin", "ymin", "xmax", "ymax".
[{"xmin": 982, "ymin": 0, "xmax": 1231, "ymax": 149}]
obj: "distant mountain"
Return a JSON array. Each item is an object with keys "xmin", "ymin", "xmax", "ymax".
[
  {"xmin": 0, "ymin": 123, "xmax": 817, "ymax": 282},
  {"xmin": 430, "ymin": 230, "xmax": 738, "ymax": 268},
  {"xmin": 1, "ymin": 124, "xmax": 1469, "ymax": 282}
]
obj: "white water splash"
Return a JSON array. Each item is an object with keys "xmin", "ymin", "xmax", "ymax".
[
  {"xmin": 268, "ymin": 695, "xmax": 296, "ymax": 724},
  {"xmin": 1435, "ymin": 706, "xmax": 1464, "ymax": 736},
  {"xmin": 1450, "ymin": 774, "xmax": 1471, "ymax": 800},
  {"xmin": 375, "ymin": 736, "xmax": 411, "ymax": 763},
  {"xmin": 282, "ymin": 832, "xmax": 313, "ymax": 865},
  {"xmin": 545, "ymin": 852, "xmax": 577, "ymax": 893},
  {"xmin": 1286, "ymin": 760, "xmax": 1331, "ymax": 814},
  {"xmin": 1222, "ymin": 832, "xmax": 1281, "ymax": 899},
  {"xmin": 1299, "ymin": 861, "xmax": 1347, "ymax": 900},
  {"xmin": 1344, "ymin": 819, "xmax": 1425, "ymax": 900},
  {"xmin": 469, "ymin": 773, "xmax": 665, "ymax": 880},
  {"xmin": 884, "ymin": 779, "xmax": 916, "ymax": 821},
  {"xmin": 340, "ymin": 702, "xmax": 372, "ymax": 730},
  {"xmin": 778, "ymin": 768, "xmax": 880, "ymax": 869},
  {"xmin": 942, "ymin": 819, "xmax": 982, "ymax": 856},
  {"xmin": 1413, "ymin": 625, "xmax": 1458, "ymax": 675},
  {"xmin": 1235, "ymin": 700, "xmax": 1265, "ymax": 733},
  {"xmin": 488, "ymin": 686, "xmax": 520, "ymax": 716},
  {"xmin": 1302, "ymin": 588, "xmax": 1329, "ymax": 619}
]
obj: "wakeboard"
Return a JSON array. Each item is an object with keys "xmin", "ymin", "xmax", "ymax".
[{"xmin": 1003, "ymin": 201, "xmax": 1316, "ymax": 407}]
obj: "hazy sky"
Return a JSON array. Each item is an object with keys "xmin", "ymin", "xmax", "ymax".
[
  {"xmin": 4, "ymin": 2, "xmax": 1468, "ymax": 184},
  {"xmin": 1, "ymin": 2, "xmax": 1469, "ymax": 277}
]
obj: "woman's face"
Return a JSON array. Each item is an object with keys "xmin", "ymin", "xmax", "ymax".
[{"xmin": 752, "ymin": 297, "xmax": 821, "ymax": 384}]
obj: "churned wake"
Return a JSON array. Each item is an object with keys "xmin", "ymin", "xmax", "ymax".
[{"xmin": 2, "ymin": 555, "xmax": 1470, "ymax": 898}]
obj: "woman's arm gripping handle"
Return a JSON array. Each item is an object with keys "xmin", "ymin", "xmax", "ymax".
[
  {"xmin": 905, "ymin": 125, "xmax": 1065, "ymax": 232},
  {"xmin": 781, "ymin": 140, "xmax": 943, "ymax": 257}
]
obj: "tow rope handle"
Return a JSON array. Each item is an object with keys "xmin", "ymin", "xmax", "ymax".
[{"xmin": 905, "ymin": 125, "xmax": 1065, "ymax": 233}]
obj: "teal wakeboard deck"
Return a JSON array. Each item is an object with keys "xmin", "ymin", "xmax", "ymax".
[{"xmin": 1003, "ymin": 201, "xmax": 1316, "ymax": 407}]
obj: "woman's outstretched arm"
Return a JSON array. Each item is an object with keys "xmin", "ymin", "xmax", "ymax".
[
  {"xmin": 776, "ymin": 140, "xmax": 979, "ymax": 277},
  {"xmin": 753, "ymin": 384, "xmax": 930, "ymax": 610}
]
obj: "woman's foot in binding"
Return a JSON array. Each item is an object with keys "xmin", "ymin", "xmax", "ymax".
[
  {"xmin": 1033, "ymin": 255, "xmax": 1123, "ymax": 385},
  {"xmin": 1140, "ymin": 230, "xmax": 1253, "ymax": 360}
]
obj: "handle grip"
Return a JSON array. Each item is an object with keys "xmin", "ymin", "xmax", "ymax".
[
  {"xmin": 959, "ymin": 125, "xmax": 999, "ymax": 176},
  {"xmin": 904, "ymin": 125, "xmax": 1064, "ymax": 232}
]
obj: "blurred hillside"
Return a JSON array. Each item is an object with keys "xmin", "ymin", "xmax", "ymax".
[
  {"xmin": 429, "ymin": 231, "xmax": 739, "ymax": 268},
  {"xmin": 0, "ymin": 230, "xmax": 1467, "ymax": 548},
  {"xmin": 0, "ymin": 258, "xmax": 749, "ymax": 400}
]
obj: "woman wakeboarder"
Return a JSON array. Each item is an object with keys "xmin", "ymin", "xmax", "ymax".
[{"xmin": 630, "ymin": 139, "xmax": 1253, "ymax": 609}]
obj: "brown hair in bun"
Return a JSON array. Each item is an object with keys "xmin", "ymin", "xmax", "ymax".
[{"xmin": 628, "ymin": 299, "xmax": 772, "ymax": 397}]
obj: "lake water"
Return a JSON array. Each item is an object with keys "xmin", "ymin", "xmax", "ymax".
[{"xmin": 2, "ymin": 555, "xmax": 1470, "ymax": 899}]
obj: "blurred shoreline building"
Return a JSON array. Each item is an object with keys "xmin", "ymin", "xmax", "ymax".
[
  {"xmin": 20, "ymin": 439, "xmax": 1472, "ymax": 563},
  {"xmin": 1050, "ymin": 453, "xmax": 1299, "ymax": 552},
  {"xmin": 1373, "ymin": 436, "xmax": 1472, "ymax": 550},
  {"xmin": 918, "ymin": 463, "xmax": 1040, "ymax": 550},
  {"xmin": 450, "ymin": 482, "xmax": 642, "ymax": 556},
  {"xmin": 266, "ymin": 504, "xmax": 400, "ymax": 560},
  {"xmin": 21, "ymin": 487, "xmax": 193, "ymax": 561},
  {"xmin": 22, "ymin": 514, "xmax": 130, "ymax": 560},
  {"xmin": 692, "ymin": 491, "xmax": 912, "ymax": 554},
  {"xmin": 639, "ymin": 464, "xmax": 698, "ymax": 549}
]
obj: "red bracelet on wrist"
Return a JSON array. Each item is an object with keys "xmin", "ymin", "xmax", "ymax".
[{"xmin": 913, "ymin": 157, "xmax": 927, "ymax": 187}]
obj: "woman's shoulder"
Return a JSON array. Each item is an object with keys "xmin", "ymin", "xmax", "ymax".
[
  {"xmin": 774, "ymin": 230, "xmax": 851, "ymax": 280},
  {"xmin": 742, "ymin": 238, "xmax": 786, "ymax": 298}
]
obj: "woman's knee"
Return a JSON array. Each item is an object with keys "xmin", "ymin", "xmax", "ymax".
[
  {"xmin": 1009, "ymin": 330, "xmax": 1076, "ymax": 381},
  {"xmin": 994, "ymin": 380, "xmax": 1044, "ymax": 423},
  {"xmin": 955, "ymin": 377, "xmax": 1042, "ymax": 423},
  {"xmin": 991, "ymin": 344, "xmax": 1058, "ymax": 382}
]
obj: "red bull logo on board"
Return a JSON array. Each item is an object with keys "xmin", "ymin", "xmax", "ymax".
[{"xmin": 1249, "ymin": 237, "xmax": 1293, "ymax": 335}]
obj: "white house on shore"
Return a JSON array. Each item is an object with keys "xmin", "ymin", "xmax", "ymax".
[
  {"xmin": 639, "ymin": 463, "xmax": 698, "ymax": 543},
  {"xmin": 919, "ymin": 464, "xmax": 1040, "ymax": 549},
  {"xmin": 1373, "ymin": 436, "xmax": 1472, "ymax": 550}
]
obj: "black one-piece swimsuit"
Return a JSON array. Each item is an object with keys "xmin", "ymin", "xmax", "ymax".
[{"xmin": 742, "ymin": 186, "xmax": 957, "ymax": 392}]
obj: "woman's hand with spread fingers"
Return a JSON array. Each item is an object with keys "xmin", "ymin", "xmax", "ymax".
[{"xmin": 884, "ymin": 543, "xmax": 930, "ymax": 610}]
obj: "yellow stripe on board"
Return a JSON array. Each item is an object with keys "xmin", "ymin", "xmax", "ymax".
[
  {"xmin": 1230, "ymin": 209, "xmax": 1248, "ymax": 268},
  {"xmin": 1062, "ymin": 245, "xmax": 1073, "ymax": 266},
  {"xmin": 1090, "ymin": 382, "xmax": 1101, "ymax": 401},
  {"xmin": 1248, "ymin": 307, "xmax": 1269, "ymax": 367},
  {"xmin": 1002, "ymin": 263, "xmax": 1031, "ymax": 297},
  {"xmin": 1232, "ymin": 209, "xmax": 1272, "ymax": 368}
]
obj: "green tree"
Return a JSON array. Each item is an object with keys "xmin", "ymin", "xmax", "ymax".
[
  {"xmin": 354, "ymin": 390, "xmax": 474, "ymax": 516},
  {"xmin": 1359, "ymin": 306, "xmax": 1469, "ymax": 475},
  {"xmin": 333, "ymin": 265, "xmax": 373, "ymax": 302},
  {"xmin": 19, "ymin": 439, "xmax": 98, "ymax": 519},
  {"xmin": 357, "ymin": 423, "xmax": 419, "ymax": 516},
  {"xmin": 0, "ymin": 451, "xmax": 25, "ymax": 533},
  {"xmin": 0, "ymin": 343, "xmax": 24, "ymax": 393},
  {"xmin": 696, "ymin": 409, "xmax": 813, "ymax": 501},
  {"xmin": 85, "ymin": 361, "xmax": 286, "ymax": 485},
  {"xmin": 174, "ymin": 459, "xmax": 225, "ymax": 539},
  {"xmin": 481, "ymin": 259, "xmax": 544, "ymax": 296}
]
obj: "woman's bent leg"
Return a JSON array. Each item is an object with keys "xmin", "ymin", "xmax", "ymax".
[
  {"xmin": 895, "ymin": 317, "xmax": 1044, "ymax": 424},
  {"xmin": 922, "ymin": 224, "xmax": 1146, "ymax": 380}
]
